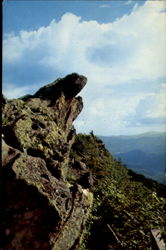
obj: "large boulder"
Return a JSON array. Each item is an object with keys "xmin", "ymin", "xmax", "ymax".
[{"xmin": 1, "ymin": 73, "xmax": 93, "ymax": 250}]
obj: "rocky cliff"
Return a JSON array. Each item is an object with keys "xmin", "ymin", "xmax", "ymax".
[{"xmin": 1, "ymin": 73, "xmax": 93, "ymax": 250}]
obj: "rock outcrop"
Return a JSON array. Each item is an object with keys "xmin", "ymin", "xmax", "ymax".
[{"xmin": 1, "ymin": 73, "xmax": 93, "ymax": 250}]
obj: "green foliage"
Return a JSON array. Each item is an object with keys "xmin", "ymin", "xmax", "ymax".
[{"xmin": 70, "ymin": 133, "xmax": 166, "ymax": 249}]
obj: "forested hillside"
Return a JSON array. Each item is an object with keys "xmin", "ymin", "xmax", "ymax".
[{"xmin": 69, "ymin": 133, "xmax": 166, "ymax": 249}]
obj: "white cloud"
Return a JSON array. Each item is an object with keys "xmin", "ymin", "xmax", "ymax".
[
  {"xmin": 75, "ymin": 93, "xmax": 141, "ymax": 133},
  {"xmin": 3, "ymin": 1, "xmax": 166, "ymax": 84},
  {"xmin": 3, "ymin": 35, "xmax": 24, "ymax": 63},
  {"xmin": 3, "ymin": 1, "xmax": 166, "ymax": 134},
  {"xmin": 145, "ymin": 84, "xmax": 166, "ymax": 119},
  {"xmin": 74, "ymin": 82, "xmax": 166, "ymax": 135}
]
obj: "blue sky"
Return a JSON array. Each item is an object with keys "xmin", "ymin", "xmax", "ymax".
[{"xmin": 3, "ymin": 0, "xmax": 166, "ymax": 135}]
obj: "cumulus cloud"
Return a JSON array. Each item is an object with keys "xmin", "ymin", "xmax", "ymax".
[
  {"xmin": 3, "ymin": 1, "xmax": 166, "ymax": 82},
  {"xmin": 3, "ymin": 1, "xmax": 166, "ymax": 134},
  {"xmin": 145, "ymin": 84, "xmax": 166, "ymax": 119},
  {"xmin": 74, "ymin": 83, "xmax": 166, "ymax": 135}
]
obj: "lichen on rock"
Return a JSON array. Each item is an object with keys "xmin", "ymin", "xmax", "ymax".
[{"xmin": 1, "ymin": 73, "xmax": 93, "ymax": 250}]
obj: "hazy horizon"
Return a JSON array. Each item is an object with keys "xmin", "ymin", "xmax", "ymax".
[{"xmin": 96, "ymin": 130, "xmax": 166, "ymax": 137}]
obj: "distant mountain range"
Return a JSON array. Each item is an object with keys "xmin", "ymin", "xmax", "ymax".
[{"xmin": 98, "ymin": 132, "xmax": 166, "ymax": 184}]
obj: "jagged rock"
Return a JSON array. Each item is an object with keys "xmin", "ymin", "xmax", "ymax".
[{"xmin": 1, "ymin": 73, "xmax": 93, "ymax": 250}]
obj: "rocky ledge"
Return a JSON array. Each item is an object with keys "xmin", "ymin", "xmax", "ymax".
[{"xmin": 1, "ymin": 73, "xmax": 93, "ymax": 250}]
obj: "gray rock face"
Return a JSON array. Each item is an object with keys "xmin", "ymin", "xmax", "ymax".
[{"xmin": 1, "ymin": 73, "xmax": 93, "ymax": 250}]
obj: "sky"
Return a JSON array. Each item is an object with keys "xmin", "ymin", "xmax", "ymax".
[{"xmin": 2, "ymin": 0, "xmax": 166, "ymax": 136}]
